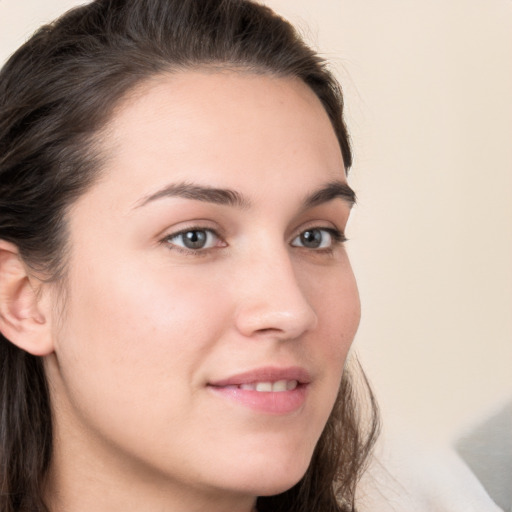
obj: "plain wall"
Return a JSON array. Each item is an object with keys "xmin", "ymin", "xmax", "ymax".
[{"xmin": 1, "ymin": 0, "xmax": 511, "ymax": 446}]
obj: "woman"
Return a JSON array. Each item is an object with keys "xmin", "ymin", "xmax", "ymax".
[{"xmin": 0, "ymin": 1, "xmax": 379, "ymax": 511}]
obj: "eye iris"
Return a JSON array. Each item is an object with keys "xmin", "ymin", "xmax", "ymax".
[
  {"xmin": 301, "ymin": 229, "xmax": 322, "ymax": 248},
  {"xmin": 182, "ymin": 230, "xmax": 207, "ymax": 249}
]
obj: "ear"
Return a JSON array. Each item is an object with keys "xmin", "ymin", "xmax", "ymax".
[{"xmin": 0, "ymin": 240, "xmax": 54, "ymax": 356}]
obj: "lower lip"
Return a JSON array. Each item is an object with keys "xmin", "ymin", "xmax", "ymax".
[{"xmin": 208, "ymin": 384, "xmax": 308, "ymax": 414}]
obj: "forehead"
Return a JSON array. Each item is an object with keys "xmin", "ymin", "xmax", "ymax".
[{"xmin": 91, "ymin": 70, "xmax": 346, "ymax": 209}]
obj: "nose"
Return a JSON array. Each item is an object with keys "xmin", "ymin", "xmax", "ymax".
[{"xmin": 233, "ymin": 249, "xmax": 318, "ymax": 340}]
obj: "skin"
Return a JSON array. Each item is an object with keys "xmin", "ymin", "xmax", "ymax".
[{"xmin": 37, "ymin": 71, "xmax": 361, "ymax": 512}]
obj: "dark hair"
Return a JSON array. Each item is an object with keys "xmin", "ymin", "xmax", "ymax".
[{"xmin": 0, "ymin": 1, "xmax": 379, "ymax": 511}]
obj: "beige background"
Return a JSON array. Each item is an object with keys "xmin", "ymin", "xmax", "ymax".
[{"xmin": 1, "ymin": 0, "xmax": 511, "ymax": 446}]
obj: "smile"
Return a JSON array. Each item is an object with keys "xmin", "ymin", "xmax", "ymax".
[
  {"xmin": 208, "ymin": 367, "xmax": 310, "ymax": 414},
  {"xmin": 218, "ymin": 380, "xmax": 299, "ymax": 392}
]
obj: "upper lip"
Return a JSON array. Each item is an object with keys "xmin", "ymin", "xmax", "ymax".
[{"xmin": 208, "ymin": 366, "xmax": 311, "ymax": 387}]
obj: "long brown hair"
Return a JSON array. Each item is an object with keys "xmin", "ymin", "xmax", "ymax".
[{"xmin": 0, "ymin": 1, "xmax": 379, "ymax": 510}]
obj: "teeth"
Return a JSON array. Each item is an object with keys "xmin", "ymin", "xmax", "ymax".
[
  {"xmin": 286, "ymin": 380, "xmax": 298, "ymax": 391},
  {"xmin": 237, "ymin": 380, "xmax": 299, "ymax": 392},
  {"xmin": 272, "ymin": 380, "xmax": 288, "ymax": 392},
  {"xmin": 255, "ymin": 382, "xmax": 273, "ymax": 392}
]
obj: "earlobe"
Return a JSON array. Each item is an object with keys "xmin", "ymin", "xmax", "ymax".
[{"xmin": 0, "ymin": 240, "xmax": 54, "ymax": 356}]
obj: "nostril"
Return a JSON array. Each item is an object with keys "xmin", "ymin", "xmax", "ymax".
[
  {"xmin": 254, "ymin": 327, "xmax": 281, "ymax": 335},
  {"xmin": 232, "ymin": 258, "xmax": 318, "ymax": 339},
  {"xmin": 234, "ymin": 300, "xmax": 318, "ymax": 340}
]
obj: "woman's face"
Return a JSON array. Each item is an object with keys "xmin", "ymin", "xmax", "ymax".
[{"xmin": 45, "ymin": 71, "xmax": 360, "ymax": 509}]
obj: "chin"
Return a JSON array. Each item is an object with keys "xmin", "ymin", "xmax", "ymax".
[
  {"xmin": 223, "ymin": 450, "xmax": 312, "ymax": 498},
  {"xmin": 253, "ymin": 475, "xmax": 306, "ymax": 498}
]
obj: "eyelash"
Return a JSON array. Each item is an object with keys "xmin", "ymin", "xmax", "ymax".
[
  {"xmin": 161, "ymin": 226, "xmax": 347, "ymax": 256},
  {"xmin": 292, "ymin": 227, "xmax": 347, "ymax": 251},
  {"xmin": 161, "ymin": 226, "xmax": 225, "ymax": 256}
]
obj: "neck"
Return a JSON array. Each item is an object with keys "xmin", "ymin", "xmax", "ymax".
[{"xmin": 45, "ymin": 462, "xmax": 257, "ymax": 512}]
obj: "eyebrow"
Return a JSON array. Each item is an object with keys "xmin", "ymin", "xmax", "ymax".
[
  {"xmin": 303, "ymin": 181, "xmax": 357, "ymax": 209},
  {"xmin": 135, "ymin": 182, "xmax": 249, "ymax": 209},
  {"xmin": 134, "ymin": 180, "xmax": 356, "ymax": 210}
]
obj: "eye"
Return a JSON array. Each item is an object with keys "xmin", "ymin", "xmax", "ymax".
[
  {"xmin": 164, "ymin": 228, "xmax": 221, "ymax": 251},
  {"xmin": 291, "ymin": 228, "xmax": 344, "ymax": 249}
]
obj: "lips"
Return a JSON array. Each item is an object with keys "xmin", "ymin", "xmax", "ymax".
[
  {"xmin": 208, "ymin": 366, "xmax": 311, "ymax": 388},
  {"xmin": 207, "ymin": 366, "xmax": 310, "ymax": 414},
  {"xmin": 236, "ymin": 380, "xmax": 298, "ymax": 392}
]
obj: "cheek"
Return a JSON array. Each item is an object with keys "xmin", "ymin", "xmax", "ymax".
[
  {"xmin": 49, "ymin": 257, "xmax": 238, "ymax": 473},
  {"xmin": 52, "ymin": 255, "xmax": 230, "ymax": 413},
  {"xmin": 298, "ymin": 258, "xmax": 360, "ymax": 417},
  {"xmin": 306, "ymin": 258, "xmax": 361, "ymax": 358}
]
